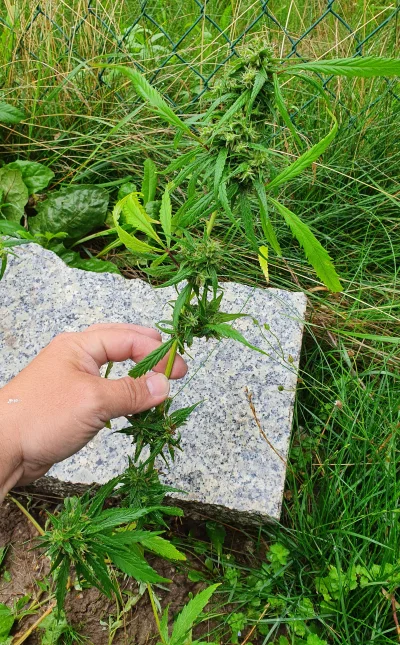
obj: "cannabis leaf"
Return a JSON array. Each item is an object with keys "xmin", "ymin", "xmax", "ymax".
[
  {"xmin": 273, "ymin": 73, "xmax": 302, "ymax": 145},
  {"xmin": 99, "ymin": 65, "xmax": 193, "ymax": 136},
  {"xmin": 116, "ymin": 225, "xmax": 157, "ymax": 255},
  {"xmin": 0, "ymin": 101, "xmax": 25, "ymax": 124},
  {"xmin": 269, "ymin": 197, "xmax": 342, "ymax": 291},
  {"xmin": 121, "ymin": 193, "xmax": 161, "ymax": 242},
  {"xmin": 160, "ymin": 185, "xmax": 172, "ymax": 246},
  {"xmin": 205, "ymin": 323, "xmax": 265, "ymax": 354},
  {"xmin": 170, "ymin": 584, "xmax": 220, "ymax": 645},
  {"xmin": 266, "ymin": 113, "xmax": 338, "ymax": 190},
  {"xmin": 142, "ymin": 158, "xmax": 157, "ymax": 204},
  {"xmin": 290, "ymin": 55, "xmax": 400, "ymax": 78},
  {"xmin": 214, "ymin": 148, "xmax": 228, "ymax": 198},
  {"xmin": 41, "ymin": 487, "xmax": 180, "ymax": 612},
  {"xmin": 128, "ymin": 339, "xmax": 175, "ymax": 378},
  {"xmin": 140, "ymin": 535, "xmax": 186, "ymax": 561},
  {"xmin": 253, "ymin": 179, "xmax": 282, "ymax": 255}
]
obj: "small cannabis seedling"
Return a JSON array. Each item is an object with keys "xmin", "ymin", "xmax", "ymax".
[{"xmin": 40, "ymin": 478, "xmax": 185, "ymax": 612}]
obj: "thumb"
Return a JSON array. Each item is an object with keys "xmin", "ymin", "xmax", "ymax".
[{"xmin": 97, "ymin": 372, "xmax": 170, "ymax": 420}]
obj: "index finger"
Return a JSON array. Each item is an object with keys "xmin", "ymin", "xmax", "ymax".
[
  {"xmin": 85, "ymin": 322, "xmax": 162, "ymax": 341},
  {"xmin": 77, "ymin": 327, "xmax": 187, "ymax": 379}
]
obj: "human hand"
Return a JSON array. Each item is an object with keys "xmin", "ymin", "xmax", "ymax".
[{"xmin": 0, "ymin": 323, "xmax": 187, "ymax": 501}]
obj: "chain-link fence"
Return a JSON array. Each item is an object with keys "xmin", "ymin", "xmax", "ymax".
[{"xmin": 1, "ymin": 1, "xmax": 399, "ymax": 114}]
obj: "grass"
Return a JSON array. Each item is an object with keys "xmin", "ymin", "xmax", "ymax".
[{"xmin": 1, "ymin": 0, "xmax": 400, "ymax": 642}]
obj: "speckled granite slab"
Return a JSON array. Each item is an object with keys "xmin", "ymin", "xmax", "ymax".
[{"xmin": 0, "ymin": 244, "xmax": 307, "ymax": 522}]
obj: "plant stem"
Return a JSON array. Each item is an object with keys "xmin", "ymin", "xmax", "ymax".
[
  {"xmin": 164, "ymin": 339, "xmax": 179, "ymax": 379},
  {"xmin": 9, "ymin": 495, "xmax": 45, "ymax": 536},
  {"xmin": 147, "ymin": 583, "xmax": 166, "ymax": 645},
  {"xmin": 206, "ymin": 210, "xmax": 217, "ymax": 236},
  {"xmin": 13, "ymin": 602, "xmax": 56, "ymax": 645}
]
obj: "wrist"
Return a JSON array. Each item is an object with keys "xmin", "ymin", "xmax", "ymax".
[{"xmin": 0, "ymin": 404, "xmax": 24, "ymax": 503}]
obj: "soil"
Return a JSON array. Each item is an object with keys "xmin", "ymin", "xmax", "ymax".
[{"xmin": 0, "ymin": 494, "xmax": 255, "ymax": 645}]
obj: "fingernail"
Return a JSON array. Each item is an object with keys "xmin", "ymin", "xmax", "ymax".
[{"xmin": 146, "ymin": 373, "xmax": 170, "ymax": 397}]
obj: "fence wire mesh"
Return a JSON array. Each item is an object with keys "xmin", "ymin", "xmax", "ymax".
[{"xmin": 1, "ymin": 1, "xmax": 399, "ymax": 114}]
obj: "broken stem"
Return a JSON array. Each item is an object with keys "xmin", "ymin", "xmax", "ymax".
[
  {"xmin": 13, "ymin": 602, "xmax": 56, "ymax": 645},
  {"xmin": 9, "ymin": 495, "xmax": 45, "ymax": 537}
]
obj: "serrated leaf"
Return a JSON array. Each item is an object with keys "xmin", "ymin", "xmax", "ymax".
[
  {"xmin": 87, "ymin": 477, "xmax": 120, "ymax": 517},
  {"xmin": 172, "ymin": 283, "xmax": 192, "ymax": 326},
  {"xmin": 253, "ymin": 179, "xmax": 281, "ymax": 255},
  {"xmin": 164, "ymin": 149, "xmax": 199, "ymax": 174},
  {"xmin": 108, "ymin": 549, "xmax": 169, "ymax": 584},
  {"xmin": 214, "ymin": 148, "xmax": 228, "ymax": 199},
  {"xmin": 175, "ymin": 192, "xmax": 214, "ymax": 229},
  {"xmin": 160, "ymin": 605, "xmax": 169, "ymax": 643},
  {"xmin": 101, "ymin": 65, "xmax": 192, "ymax": 136},
  {"xmin": 213, "ymin": 90, "xmax": 250, "ymax": 131},
  {"xmin": 247, "ymin": 67, "xmax": 267, "ymax": 114},
  {"xmin": 170, "ymin": 402, "xmax": 201, "ymax": 427},
  {"xmin": 290, "ymin": 55, "xmax": 400, "ymax": 78},
  {"xmin": 104, "ymin": 530, "xmax": 163, "ymax": 545},
  {"xmin": 206, "ymin": 522, "xmax": 226, "ymax": 560},
  {"xmin": 159, "ymin": 186, "xmax": 172, "ymax": 246},
  {"xmin": 174, "ymin": 153, "xmax": 210, "ymax": 189},
  {"xmin": 213, "ymin": 312, "xmax": 248, "ymax": 323},
  {"xmin": 218, "ymin": 182, "xmax": 238, "ymax": 227},
  {"xmin": 160, "ymin": 506, "xmax": 184, "ymax": 517},
  {"xmin": 67, "ymin": 256, "xmax": 120, "ymax": 275},
  {"xmin": 120, "ymin": 193, "xmax": 161, "ymax": 242},
  {"xmin": 0, "ymin": 101, "xmax": 25, "ymax": 124},
  {"xmin": 272, "ymin": 73, "xmax": 302, "ymax": 146},
  {"xmin": 116, "ymin": 225, "xmax": 157, "ymax": 255},
  {"xmin": 258, "ymin": 246, "xmax": 269, "ymax": 284},
  {"xmin": 128, "ymin": 338, "xmax": 175, "ymax": 378},
  {"xmin": 88, "ymin": 507, "xmax": 159, "ymax": 533},
  {"xmin": 206, "ymin": 323, "xmax": 265, "ymax": 354},
  {"xmin": 268, "ymin": 197, "xmax": 342, "ymax": 291},
  {"xmin": 238, "ymin": 192, "xmax": 258, "ymax": 250},
  {"xmin": 171, "ymin": 584, "xmax": 220, "ymax": 645},
  {"xmin": 142, "ymin": 158, "xmax": 157, "ymax": 204},
  {"xmin": 156, "ymin": 266, "xmax": 192, "ymax": 288},
  {"xmin": 85, "ymin": 553, "xmax": 115, "ymax": 597},
  {"xmin": 141, "ymin": 535, "xmax": 186, "ymax": 561},
  {"xmin": 266, "ymin": 113, "xmax": 337, "ymax": 191},
  {"xmin": 54, "ymin": 557, "xmax": 70, "ymax": 613},
  {"xmin": 6, "ymin": 160, "xmax": 54, "ymax": 194}
]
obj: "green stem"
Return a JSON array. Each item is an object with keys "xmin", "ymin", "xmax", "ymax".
[
  {"xmin": 9, "ymin": 495, "xmax": 45, "ymax": 536},
  {"xmin": 164, "ymin": 339, "xmax": 179, "ymax": 379},
  {"xmin": 147, "ymin": 339, "xmax": 180, "ymax": 474},
  {"xmin": 206, "ymin": 210, "xmax": 217, "ymax": 236},
  {"xmin": 147, "ymin": 583, "xmax": 166, "ymax": 645}
]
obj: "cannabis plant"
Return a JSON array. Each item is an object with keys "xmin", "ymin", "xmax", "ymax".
[
  {"xmin": 102, "ymin": 43, "xmax": 400, "ymax": 293},
  {"xmin": 41, "ymin": 478, "xmax": 185, "ymax": 612},
  {"xmin": 38, "ymin": 44, "xmax": 400, "ymax": 622},
  {"xmin": 91, "ymin": 43, "xmax": 400, "ymax": 467}
]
